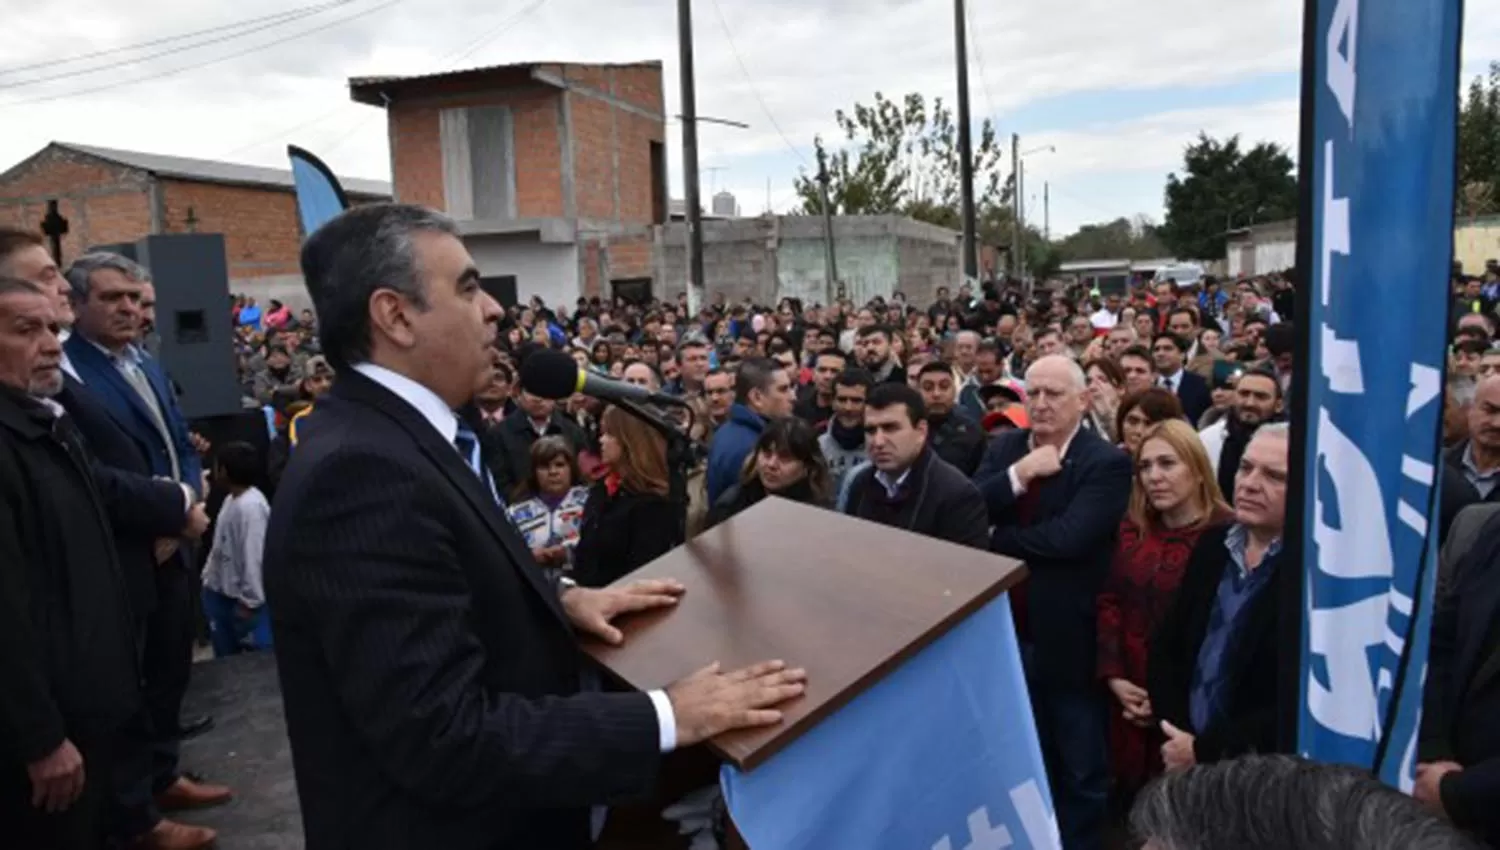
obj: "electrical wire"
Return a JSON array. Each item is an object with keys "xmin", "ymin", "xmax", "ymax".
[
  {"xmin": 0, "ymin": 0, "xmax": 353, "ymax": 78},
  {"xmin": 0, "ymin": 1, "xmax": 354, "ymax": 92},
  {"xmin": 0, "ymin": 0, "xmax": 409, "ymax": 109},
  {"xmin": 964, "ymin": 0, "xmax": 998, "ymax": 122},
  {"xmin": 704, "ymin": 0, "xmax": 808, "ymax": 166}
]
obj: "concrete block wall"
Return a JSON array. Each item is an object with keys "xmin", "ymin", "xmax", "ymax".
[{"xmin": 645, "ymin": 215, "xmax": 960, "ymax": 307}]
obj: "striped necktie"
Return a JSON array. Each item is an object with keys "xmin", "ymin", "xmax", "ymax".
[{"xmin": 454, "ymin": 423, "xmax": 502, "ymax": 507}]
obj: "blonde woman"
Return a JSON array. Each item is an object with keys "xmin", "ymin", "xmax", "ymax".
[{"xmin": 1096, "ymin": 419, "xmax": 1232, "ymax": 800}]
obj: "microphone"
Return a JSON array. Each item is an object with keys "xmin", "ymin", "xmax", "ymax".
[{"xmin": 519, "ymin": 349, "xmax": 688, "ymax": 408}]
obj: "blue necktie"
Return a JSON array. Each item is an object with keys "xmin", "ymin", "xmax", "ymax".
[{"xmin": 454, "ymin": 423, "xmax": 503, "ymax": 507}]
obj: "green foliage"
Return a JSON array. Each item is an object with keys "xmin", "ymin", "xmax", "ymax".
[
  {"xmin": 1458, "ymin": 62, "xmax": 1500, "ymax": 217},
  {"xmin": 1159, "ymin": 133, "xmax": 1297, "ymax": 261},
  {"xmin": 794, "ymin": 92, "xmax": 1013, "ymax": 243},
  {"xmin": 1053, "ymin": 216, "xmax": 1170, "ymax": 263}
]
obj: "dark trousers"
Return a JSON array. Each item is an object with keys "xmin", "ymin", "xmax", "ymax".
[
  {"xmin": 110, "ymin": 564, "xmax": 194, "ymax": 842},
  {"xmin": 1, "ymin": 730, "xmax": 114, "ymax": 850},
  {"xmin": 1024, "ymin": 647, "xmax": 1110, "ymax": 850}
]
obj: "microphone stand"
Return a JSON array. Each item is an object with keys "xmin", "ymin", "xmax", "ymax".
[{"xmin": 609, "ymin": 396, "xmax": 697, "ymax": 543}]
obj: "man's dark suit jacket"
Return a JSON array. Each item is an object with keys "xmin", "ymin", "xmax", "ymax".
[
  {"xmin": 56, "ymin": 373, "xmax": 187, "ymax": 619},
  {"xmin": 0, "ymin": 386, "xmax": 141, "ymax": 764},
  {"xmin": 974, "ymin": 426, "xmax": 1132, "ymax": 689},
  {"xmin": 1422, "ymin": 510, "xmax": 1500, "ymax": 846},
  {"xmin": 1147, "ymin": 524, "xmax": 1281, "ymax": 764},
  {"xmin": 1169, "ymin": 370, "xmax": 1213, "ymax": 426},
  {"xmin": 263, "ymin": 369, "xmax": 661, "ymax": 850}
]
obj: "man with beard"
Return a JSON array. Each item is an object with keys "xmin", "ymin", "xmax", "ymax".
[
  {"xmin": 793, "ymin": 349, "xmax": 846, "ymax": 429},
  {"xmin": 916, "ymin": 361, "xmax": 987, "ymax": 476},
  {"xmin": 1199, "ymin": 368, "xmax": 1282, "ymax": 502}
]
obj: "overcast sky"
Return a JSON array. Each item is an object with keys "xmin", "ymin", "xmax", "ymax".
[{"xmin": 2, "ymin": 0, "xmax": 1497, "ymax": 236}]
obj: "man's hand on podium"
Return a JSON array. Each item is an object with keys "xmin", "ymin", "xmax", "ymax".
[
  {"xmin": 667, "ymin": 660, "xmax": 808, "ymax": 747},
  {"xmin": 562, "ymin": 578, "xmax": 685, "ymax": 645}
]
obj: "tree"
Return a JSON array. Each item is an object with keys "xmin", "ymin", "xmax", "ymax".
[
  {"xmin": 1054, "ymin": 216, "xmax": 1170, "ymax": 262},
  {"xmin": 794, "ymin": 92, "xmax": 1013, "ymax": 243},
  {"xmin": 1159, "ymin": 134, "xmax": 1297, "ymax": 261},
  {"xmin": 1458, "ymin": 62, "xmax": 1500, "ymax": 217}
]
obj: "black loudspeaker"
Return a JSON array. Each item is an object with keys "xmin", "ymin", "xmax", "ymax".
[{"xmin": 92, "ymin": 234, "xmax": 242, "ymax": 419}]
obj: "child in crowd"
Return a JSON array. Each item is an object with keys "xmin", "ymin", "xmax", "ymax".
[{"xmin": 201, "ymin": 441, "xmax": 273, "ymax": 656}]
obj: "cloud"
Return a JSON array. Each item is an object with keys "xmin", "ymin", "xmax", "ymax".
[{"xmin": 0, "ymin": 0, "xmax": 1493, "ymax": 240}]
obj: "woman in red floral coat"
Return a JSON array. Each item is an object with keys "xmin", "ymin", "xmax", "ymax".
[{"xmin": 1096, "ymin": 419, "xmax": 1233, "ymax": 799}]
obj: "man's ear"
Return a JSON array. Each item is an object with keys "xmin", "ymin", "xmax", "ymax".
[{"xmin": 369, "ymin": 289, "xmax": 417, "ymax": 350}]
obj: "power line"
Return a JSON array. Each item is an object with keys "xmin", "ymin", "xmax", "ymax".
[
  {"xmin": 964, "ymin": 0, "xmax": 998, "ymax": 120},
  {"xmin": 704, "ymin": 0, "xmax": 808, "ymax": 166},
  {"xmin": 0, "ymin": 1, "xmax": 353, "ymax": 78},
  {"xmin": 0, "ymin": 0, "xmax": 409, "ymax": 110},
  {"xmin": 0, "ymin": 1, "xmax": 354, "ymax": 92}
]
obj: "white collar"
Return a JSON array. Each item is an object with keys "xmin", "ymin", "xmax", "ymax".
[
  {"xmin": 1029, "ymin": 421, "xmax": 1083, "ymax": 461},
  {"xmin": 352, "ymin": 363, "xmax": 458, "ymax": 445}
]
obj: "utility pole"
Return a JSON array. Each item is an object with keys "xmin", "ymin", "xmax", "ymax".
[
  {"xmin": 676, "ymin": 0, "xmax": 705, "ymax": 312},
  {"xmin": 1043, "ymin": 182, "xmax": 1050, "ymax": 242},
  {"xmin": 1018, "ymin": 158, "xmax": 1027, "ymax": 283},
  {"xmin": 953, "ymin": 0, "xmax": 978, "ymax": 283},
  {"xmin": 1010, "ymin": 133, "xmax": 1020, "ymax": 281},
  {"xmin": 817, "ymin": 147, "xmax": 840, "ymax": 305}
]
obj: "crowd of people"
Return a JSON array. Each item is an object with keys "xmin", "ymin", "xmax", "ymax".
[{"xmin": 2, "ymin": 200, "xmax": 1497, "ymax": 850}]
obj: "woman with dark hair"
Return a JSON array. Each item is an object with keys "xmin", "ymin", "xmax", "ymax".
[
  {"xmin": 704, "ymin": 417, "xmax": 832, "ymax": 529},
  {"xmin": 1115, "ymin": 387, "xmax": 1185, "ymax": 455},
  {"xmin": 505, "ymin": 436, "xmax": 589, "ymax": 578},
  {"xmin": 1084, "ymin": 358, "xmax": 1127, "ymax": 442},
  {"xmin": 572, "ymin": 405, "xmax": 684, "ymax": 587}
]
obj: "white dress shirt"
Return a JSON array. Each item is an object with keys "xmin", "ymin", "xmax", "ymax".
[
  {"xmin": 1006, "ymin": 422, "xmax": 1083, "ymax": 496},
  {"xmin": 352, "ymin": 363, "xmax": 679, "ymax": 752}
]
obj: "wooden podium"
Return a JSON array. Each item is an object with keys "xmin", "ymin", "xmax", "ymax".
[{"xmin": 585, "ymin": 497, "xmax": 1026, "ymax": 848}]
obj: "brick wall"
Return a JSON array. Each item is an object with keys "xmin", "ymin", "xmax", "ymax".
[
  {"xmin": 0, "ymin": 146, "xmax": 152, "ymax": 259},
  {"xmin": 387, "ymin": 86, "xmax": 563, "ymax": 216},
  {"xmin": 382, "ymin": 63, "xmax": 664, "ymax": 227},
  {"xmin": 160, "ymin": 179, "xmax": 302, "ymax": 279}
]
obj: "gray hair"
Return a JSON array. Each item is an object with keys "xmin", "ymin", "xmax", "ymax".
[
  {"xmin": 298, "ymin": 203, "xmax": 461, "ymax": 367},
  {"xmin": 1024, "ymin": 354, "xmax": 1088, "ymax": 392},
  {"xmin": 1131, "ymin": 755, "xmax": 1479, "ymax": 850},
  {"xmin": 64, "ymin": 252, "xmax": 150, "ymax": 304},
  {"xmin": 1253, "ymin": 421, "xmax": 1291, "ymax": 440}
]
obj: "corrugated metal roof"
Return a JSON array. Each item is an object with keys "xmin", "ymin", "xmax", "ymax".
[{"xmin": 57, "ymin": 142, "xmax": 391, "ymax": 198}]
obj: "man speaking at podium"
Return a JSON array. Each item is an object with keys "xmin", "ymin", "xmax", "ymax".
[{"xmin": 264, "ymin": 204, "xmax": 804, "ymax": 850}]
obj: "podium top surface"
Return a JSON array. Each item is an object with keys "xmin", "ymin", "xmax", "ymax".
[{"xmin": 583, "ymin": 497, "xmax": 1024, "ymax": 771}]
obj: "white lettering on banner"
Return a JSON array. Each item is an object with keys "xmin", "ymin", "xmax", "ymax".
[
  {"xmin": 1312, "ymin": 409, "xmax": 1394, "ymax": 580},
  {"xmin": 930, "ymin": 781, "xmax": 1059, "ymax": 850},
  {"xmin": 1326, "ymin": 0, "xmax": 1360, "ymax": 123},
  {"xmin": 1307, "ymin": 594, "xmax": 1389, "ymax": 739}
]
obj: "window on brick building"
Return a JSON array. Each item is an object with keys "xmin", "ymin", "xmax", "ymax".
[
  {"xmin": 440, "ymin": 106, "xmax": 516, "ymax": 221},
  {"xmin": 650, "ymin": 141, "xmax": 668, "ymax": 224},
  {"xmin": 481, "ymin": 275, "xmax": 519, "ymax": 309},
  {"xmin": 612, "ymin": 277, "xmax": 652, "ymax": 306}
]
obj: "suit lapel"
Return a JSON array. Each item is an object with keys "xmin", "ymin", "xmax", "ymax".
[
  {"xmin": 1454, "ymin": 553, "xmax": 1500, "ymax": 703},
  {"xmin": 336, "ymin": 374, "xmax": 571, "ymax": 629},
  {"xmin": 64, "ymin": 337, "xmax": 161, "ymax": 443}
]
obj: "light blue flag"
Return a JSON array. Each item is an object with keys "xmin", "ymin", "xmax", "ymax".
[
  {"xmin": 1296, "ymin": 0, "xmax": 1460, "ymax": 791},
  {"xmin": 722, "ymin": 595, "xmax": 1059, "ymax": 849},
  {"xmin": 287, "ymin": 145, "xmax": 350, "ymax": 239}
]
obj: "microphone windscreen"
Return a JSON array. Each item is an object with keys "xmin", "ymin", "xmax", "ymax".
[{"xmin": 518, "ymin": 349, "xmax": 581, "ymax": 400}]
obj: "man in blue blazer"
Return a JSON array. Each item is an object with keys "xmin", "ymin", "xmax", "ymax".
[
  {"xmin": 62, "ymin": 252, "xmax": 229, "ymax": 848},
  {"xmin": 973, "ymin": 355, "xmax": 1133, "ymax": 850}
]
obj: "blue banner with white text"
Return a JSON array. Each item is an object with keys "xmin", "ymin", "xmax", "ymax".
[
  {"xmin": 1296, "ymin": 0, "xmax": 1460, "ymax": 790},
  {"xmin": 287, "ymin": 145, "xmax": 350, "ymax": 239},
  {"xmin": 721, "ymin": 596, "xmax": 1059, "ymax": 849}
]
